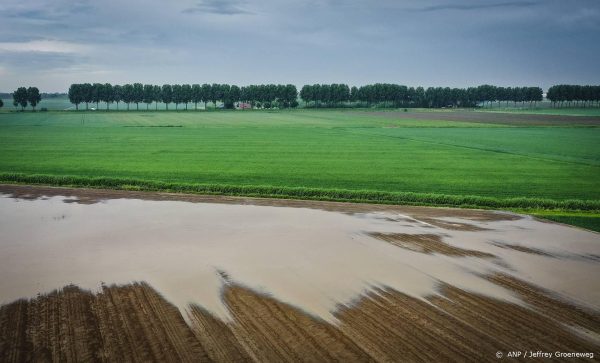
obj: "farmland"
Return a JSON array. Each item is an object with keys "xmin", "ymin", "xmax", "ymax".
[{"xmin": 0, "ymin": 109, "xmax": 599, "ymax": 217}]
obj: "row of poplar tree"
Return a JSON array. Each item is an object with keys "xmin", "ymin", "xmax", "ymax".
[
  {"xmin": 546, "ymin": 85, "xmax": 600, "ymax": 107},
  {"xmin": 7, "ymin": 83, "xmax": 600, "ymax": 111},
  {"xmin": 300, "ymin": 84, "xmax": 544, "ymax": 108},
  {"xmin": 68, "ymin": 83, "xmax": 299, "ymax": 110}
]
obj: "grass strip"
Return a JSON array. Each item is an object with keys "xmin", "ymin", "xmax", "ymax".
[{"xmin": 1, "ymin": 172, "xmax": 599, "ymax": 212}]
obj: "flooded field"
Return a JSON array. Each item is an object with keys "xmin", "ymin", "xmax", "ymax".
[{"xmin": 1, "ymin": 185, "xmax": 599, "ymax": 362}]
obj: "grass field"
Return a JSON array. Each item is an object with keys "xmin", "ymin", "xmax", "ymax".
[{"xmin": 0, "ymin": 108, "xmax": 599, "ymax": 227}]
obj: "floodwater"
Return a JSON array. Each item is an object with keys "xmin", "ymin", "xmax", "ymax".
[{"xmin": 0, "ymin": 190, "xmax": 599, "ymax": 323}]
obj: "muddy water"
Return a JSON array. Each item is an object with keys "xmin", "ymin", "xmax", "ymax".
[{"xmin": 0, "ymin": 192, "xmax": 599, "ymax": 323}]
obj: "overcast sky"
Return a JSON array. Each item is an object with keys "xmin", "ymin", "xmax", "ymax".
[{"xmin": 1, "ymin": 0, "xmax": 599, "ymax": 92}]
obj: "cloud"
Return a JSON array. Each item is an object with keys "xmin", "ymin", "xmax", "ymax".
[
  {"xmin": 182, "ymin": 0, "xmax": 253, "ymax": 15},
  {"xmin": 412, "ymin": 1, "xmax": 539, "ymax": 12},
  {"xmin": 0, "ymin": 39, "xmax": 89, "ymax": 54}
]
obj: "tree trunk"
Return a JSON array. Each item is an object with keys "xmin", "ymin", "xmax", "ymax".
[{"xmin": 136, "ymin": 103, "xmax": 139, "ymax": 111}]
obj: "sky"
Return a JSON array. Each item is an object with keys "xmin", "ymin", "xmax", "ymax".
[{"xmin": 0, "ymin": 0, "xmax": 599, "ymax": 92}]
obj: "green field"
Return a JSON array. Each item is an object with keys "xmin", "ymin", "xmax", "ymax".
[{"xmin": 0, "ymin": 109, "xmax": 599, "ymax": 222}]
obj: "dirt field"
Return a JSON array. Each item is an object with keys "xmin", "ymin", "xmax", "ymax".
[
  {"xmin": 358, "ymin": 110, "xmax": 600, "ymax": 126},
  {"xmin": 0, "ymin": 185, "xmax": 599, "ymax": 362},
  {"xmin": 1, "ymin": 277, "xmax": 598, "ymax": 362}
]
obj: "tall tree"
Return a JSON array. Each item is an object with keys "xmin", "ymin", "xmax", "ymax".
[
  {"xmin": 133, "ymin": 83, "xmax": 144, "ymax": 110},
  {"xmin": 191, "ymin": 84, "xmax": 202, "ymax": 110},
  {"xmin": 26, "ymin": 87, "xmax": 42, "ymax": 110},
  {"xmin": 153, "ymin": 85, "xmax": 161, "ymax": 110},
  {"xmin": 201, "ymin": 84, "xmax": 211, "ymax": 109},
  {"xmin": 81, "ymin": 83, "xmax": 93, "ymax": 110},
  {"xmin": 13, "ymin": 87, "xmax": 28, "ymax": 111},
  {"xmin": 102, "ymin": 83, "xmax": 113, "ymax": 110},
  {"xmin": 161, "ymin": 84, "xmax": 173, "ymax": 110},
  {"xmin": 113, "ymin": 85, "xmax": 123, "ymax": 110},
  {"xmin": 122, "ymin": 84, "xmax": 134, "ymax": 110},
  {"xmin": 181, "ymin": 84, "xmax": 192, "ymax": 110},
  {"xmin": 92, "ymin": 83, "xmax": 102, "ymax": 109},
  {"xmin": 172, "ymin": 84, "xmax": 182, "ymax": 110},
  {"xmin": 143, "ymin": 84, "xmax": 154, "ymax": 110},
  {"xmin": 229, "ymin": 85, "xmax": 241, "ymax": 108},
  {"xmin": 68, "ymin": 84, "xmax": 82, "ymax": 110}
]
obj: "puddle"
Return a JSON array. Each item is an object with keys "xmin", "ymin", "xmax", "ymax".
[{"xmin": 1, "ymin": 192, "xmax": 599, "ymax": 323}]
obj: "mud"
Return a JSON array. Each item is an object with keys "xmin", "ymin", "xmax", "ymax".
[
  {"xmin": 369, "ymin": 232, "xmax": 494, "ymax": 257},
  {"xmin": 0, "ymin": 184, "xmax": 518, "ymax": 220},
  {"xmin": 2, "ymin": 280, "xmax": 598, "ymax": 362},
  {"xmin": 357, "ymin": 110, "xmax": 600, "ymax": 126},
  {"xmin": 1, "ymin": 185, "xmax": 599, "ymax": 361}
]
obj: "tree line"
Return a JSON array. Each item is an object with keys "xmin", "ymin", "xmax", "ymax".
[
  {"xmin": 8, "ymin": 83, "xmax": 600, "ymax": 112},
  {"xmin": 546, "ymin": 85, "xmax": 600, "ymax": 108},
  {"xmin": 10, "ymin": 87, "xmax": 42, "ymax": 111},
  {"xmin": 300, "ymin": 84, "xmax": 543, "ymax": 108},
  {"xmin": 68, "ymin": 83, "xmax": 298, "ymax": 110}
]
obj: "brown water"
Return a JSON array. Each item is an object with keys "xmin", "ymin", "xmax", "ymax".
[{"xmin": 1, "ymin": 191, "xmax": 599, "ymax": 323}]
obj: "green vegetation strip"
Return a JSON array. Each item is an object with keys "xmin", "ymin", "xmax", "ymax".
[{"xmin": 2, "ymin": 173, "xmax": 598, "ymax": 212}]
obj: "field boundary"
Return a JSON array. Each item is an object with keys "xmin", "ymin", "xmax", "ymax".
[{"xmin": 1, "ymin": 173, "xmax": 598, "ymax": 212}]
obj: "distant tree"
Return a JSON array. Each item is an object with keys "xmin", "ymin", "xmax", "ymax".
[
  {"xmin": 191, "ymin": 84, "xmax": 202, "ymax": 110},
  {"xmin": 229, "ymin": 85, "xmax": 241, "ymax": 108},
  {"xmin": 210, "ymin": 83, "xmax": 220, "ymax": 108},
  {"xmin": 13, "ymin": 87, "xmax": 28, "ymax": 111},
  {"xmin": 201, "ymin": 84, "xmax": 211, "ymax": 109},
  {"xmin": 153, "ymin": 85, "xmax": 161, "ymax": 110},
  {"xmin": 113, "ymin": 85, "xmax": 123, "ymax": 110},
  {"xmin": 0, "ymin": 98, "xmax": 3, "ymax": 109},
  {"xmin": 132, "ymin": 83, "xmax": 144, "ymax": 110},
  {"xmin": 122, "ymin": 84, "xmax": 134, "ymax": 110},
  {"xmin": 181, "ymin": 84, "xmax": 192, "ymax": 110},
  {"xmin": 26, "ymin": 87, "xmax": 42, "ymax": 111},
  {"xmin": 91, "ymin": 83, "xmax": 102, "ymax": 109},
  {"xmin": 68, "ymin": 84, "xmax": 82, "ymax": 110},
  {"xmin": 161, "ymin": 84, "xmax": 173, "ymax": 110},
  {"xmin": 171, "ymin": 84, "xmax": 182, "ymax": 110},
  {"xmin": 102, "ymin": 83, "xmax": 113, "ymax": 110},
  {"xmin": 81, "ymin": 83, "xmax": 93, "ymax": 110},
  {"xmin": 143, "ymin": 84, "xmax": 154, "ymax": 110}
]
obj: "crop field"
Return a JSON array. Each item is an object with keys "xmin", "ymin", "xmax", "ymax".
[{"xmin": 0, "ymin": 109, "xmax": 599, "ymax": 225}]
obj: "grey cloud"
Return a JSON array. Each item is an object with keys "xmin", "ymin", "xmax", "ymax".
[
  {"xmin": 413, "ymin": 1, "xmax": 539, "ymax": 12},
  {"xmin": 183, "ymin": 0, "xmax": 253, "ymax": 15},
  {"xmin": 0, "ymin": 0, "xmax": 599, "ymax": 92},
  {"xmin": 0, "ymin": 51, "xmax": 88, "ymax": 70}
]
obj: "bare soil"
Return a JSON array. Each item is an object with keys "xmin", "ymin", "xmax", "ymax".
[
  {"xmin": 1, "ymin": 279, "xmax": 598, "ymax": 362},
  {"xmin": 357, "ymin": 110, "xmax": 600, "ymax": 126},
  {"xmin": 0, "ymin": 184, "xmax": 517, "ymax": 221},
  {"xmin": 369, "ymin": 233, "xmax": 495, "ymax": 257}
]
